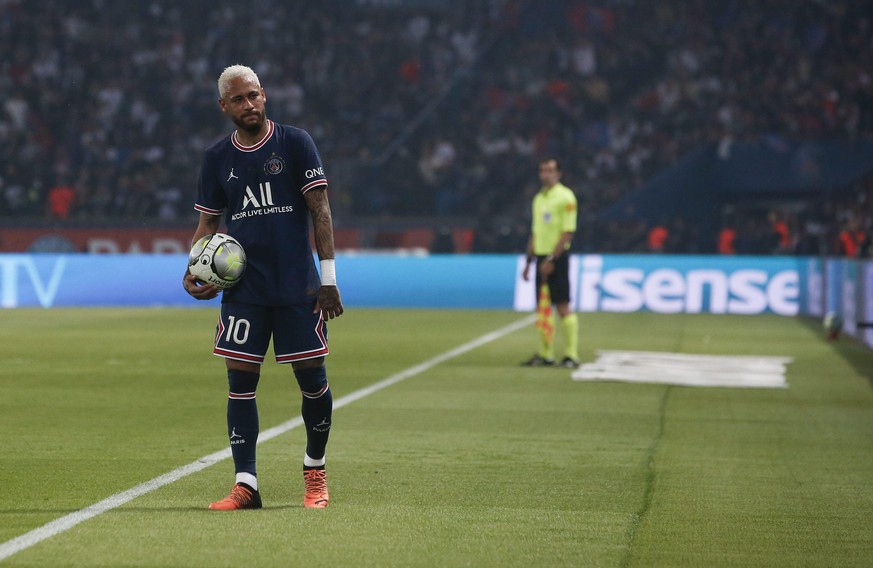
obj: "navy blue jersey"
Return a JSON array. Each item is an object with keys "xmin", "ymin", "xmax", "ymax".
[{"xmin": 195, "ymin": 120, "xmax": 326, "ymax": 306}]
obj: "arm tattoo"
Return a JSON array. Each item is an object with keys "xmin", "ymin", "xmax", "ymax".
[{"xmin": 304, "ymin": 189, "xmax": 336, "ymax": 261}]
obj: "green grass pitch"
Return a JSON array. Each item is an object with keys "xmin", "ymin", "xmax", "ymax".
[{"xmin": 2, "ymin": 308, "xmax": 873, "ymax": 567}]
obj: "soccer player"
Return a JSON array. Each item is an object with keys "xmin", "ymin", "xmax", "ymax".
[
  {"xmin": 521, "ymin": 158, "xmax": 580, "ymax": 368},
  {"xmin": 183, "ymin": 65, "xmax": 344, "ymax": 510}
]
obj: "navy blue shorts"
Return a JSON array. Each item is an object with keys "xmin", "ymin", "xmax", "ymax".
[{"xmin": 213, "ymin": 302, "xmax": 329, "ymax": 365}]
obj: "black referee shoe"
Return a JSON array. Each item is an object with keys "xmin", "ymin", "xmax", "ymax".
[{"xmin": 521, "ymin": 354, "xmax": 555, "ymax": 367}]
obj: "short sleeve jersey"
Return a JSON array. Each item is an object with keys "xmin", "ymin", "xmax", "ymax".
[
  {"xmin": 531, "ymin": 182, "xmax": 578, "ymax": 256},
  {"xmin": 195, "ymin": 120, "xmax": 326, "ymax": 306}
]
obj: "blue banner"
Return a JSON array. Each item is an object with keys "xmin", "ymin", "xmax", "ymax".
[
  {"xmin": 5, "ymin": 252, "xmax": 870, "ymax": 349},
  {"xmin": 0, "ymin": 253, "xmax": 848, "ymax": 319},
  {"xmin": 514, "ymin": 254, "xmax": 805, "ymax": 316},
  {"xmin": 0, "ymin": 254, "xmax": 211, "ymax": 308},
  {"xmin": 0, "ymin": 254, "xmax": 518, "ymax": 309}
]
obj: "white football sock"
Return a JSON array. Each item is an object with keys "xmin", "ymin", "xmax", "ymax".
[
  {"xmin": 304, "ymin": 453, "xmax": 326, "ymax": 468},
  {"xmin": 236, "ymin": 472, "xmax": 258, "ymax": 490}
]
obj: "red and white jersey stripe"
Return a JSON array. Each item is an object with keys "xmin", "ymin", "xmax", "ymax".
[{"xmin": 231, "ymin": 119, "xmax": 275, "ymax": 152}]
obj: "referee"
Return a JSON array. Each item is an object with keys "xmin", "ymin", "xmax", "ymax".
[{"xmin": 521, "ymin": 158, "xmax": 580, "ymax": 368}]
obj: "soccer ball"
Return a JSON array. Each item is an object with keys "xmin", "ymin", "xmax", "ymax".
[{"xmin": 188, "ymin": 233, "xmax": 246, "ymax": 289}]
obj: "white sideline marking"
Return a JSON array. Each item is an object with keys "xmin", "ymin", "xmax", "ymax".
[{"xmin": 0, "ymin": 315, "xmax": 534, "ymax": 562}]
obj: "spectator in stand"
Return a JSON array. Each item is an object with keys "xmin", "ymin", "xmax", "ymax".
[
  {"xmin": 4, "ymin": 0, "xmax": 873, "ymax": 257},
  {"xmin": 718, "ymin": 225, "xmax": 736, "ymax": 255},
  {"xmin": 769, "ymin": 211, "xmax": 793, "ymax": 254},
  {"xmin": 838, "ymin": 218, "xmax": 866, "ymax": 257},
  {"xmin": 47, "ymin": 179, "xmax": 75, "ymax": 219},
  {"xmin": 646, "ymin": 219, "xmax": 669, "ymax": 253}
]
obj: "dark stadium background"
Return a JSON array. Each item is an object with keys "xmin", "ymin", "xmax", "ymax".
[{"xmin": 1, "ymin": 0, "xmax": 872, "ymax": 255}]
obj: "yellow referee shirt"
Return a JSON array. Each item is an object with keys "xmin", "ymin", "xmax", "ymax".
[{"xmin": 531, "ymin": 182, "xmax": 577, "ymax": 255}]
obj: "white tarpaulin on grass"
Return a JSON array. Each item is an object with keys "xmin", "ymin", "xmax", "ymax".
[{"xmin": 572, "ymin": 350, "xmax": 791, "ymax": 389}]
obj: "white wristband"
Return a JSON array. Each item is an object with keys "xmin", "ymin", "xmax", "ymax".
[{"xmin": 320, "ymin": 259, "xmax": 337, "ymax": 286}]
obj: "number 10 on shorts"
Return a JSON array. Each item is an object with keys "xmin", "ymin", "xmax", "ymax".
[{"xmin": 224, "ymin": 315, "xmax": 250, "ymax": 344}]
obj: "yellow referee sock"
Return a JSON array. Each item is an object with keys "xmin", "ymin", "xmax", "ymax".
[{"xmin": 562, "ymin": 313, "xmax": 579, "ymax": 361}]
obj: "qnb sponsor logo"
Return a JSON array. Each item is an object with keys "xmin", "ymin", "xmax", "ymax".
[
  {"xmin": 304, "ymin": 167, "xmax": 324, "ymax": 179},
  {"xmin": 579, "ymin": 256, "xmax": 799, "ymax": 316}
]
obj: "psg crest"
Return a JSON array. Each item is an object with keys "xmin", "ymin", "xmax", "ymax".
[{"xmin": 264, "ymin": 155, "xmax": 285, "ymax": 175}]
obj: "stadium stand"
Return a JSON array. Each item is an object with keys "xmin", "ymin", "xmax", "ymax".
[{"xmin": 1, "ymin": 0, "xmax": 872, "ymax": 255}]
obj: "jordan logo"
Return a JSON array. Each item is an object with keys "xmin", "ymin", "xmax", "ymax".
[
  {"xmin": 313, "ymin": 418, "xmax": 331, "ymax": 432},
  {"xmin": 229, "ymin": 427, "xmax": 242, "ymax": 439},
  {"xmin": 227, "ymin": 168, "xmax": 239, "ymax": 182}
]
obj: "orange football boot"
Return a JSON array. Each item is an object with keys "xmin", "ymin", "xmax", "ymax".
[
  {"xmin": 208, "ymin": 483, "xmax": 262, "ymax": 510},
  {"xmin": 303, "ymin": 469, "xmax": 329, "ymax": 509}
]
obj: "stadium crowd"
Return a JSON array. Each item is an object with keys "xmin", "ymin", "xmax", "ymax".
[{"xmin": 2, "ymin": 0, "xmax": 872, "ymax": 255}]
